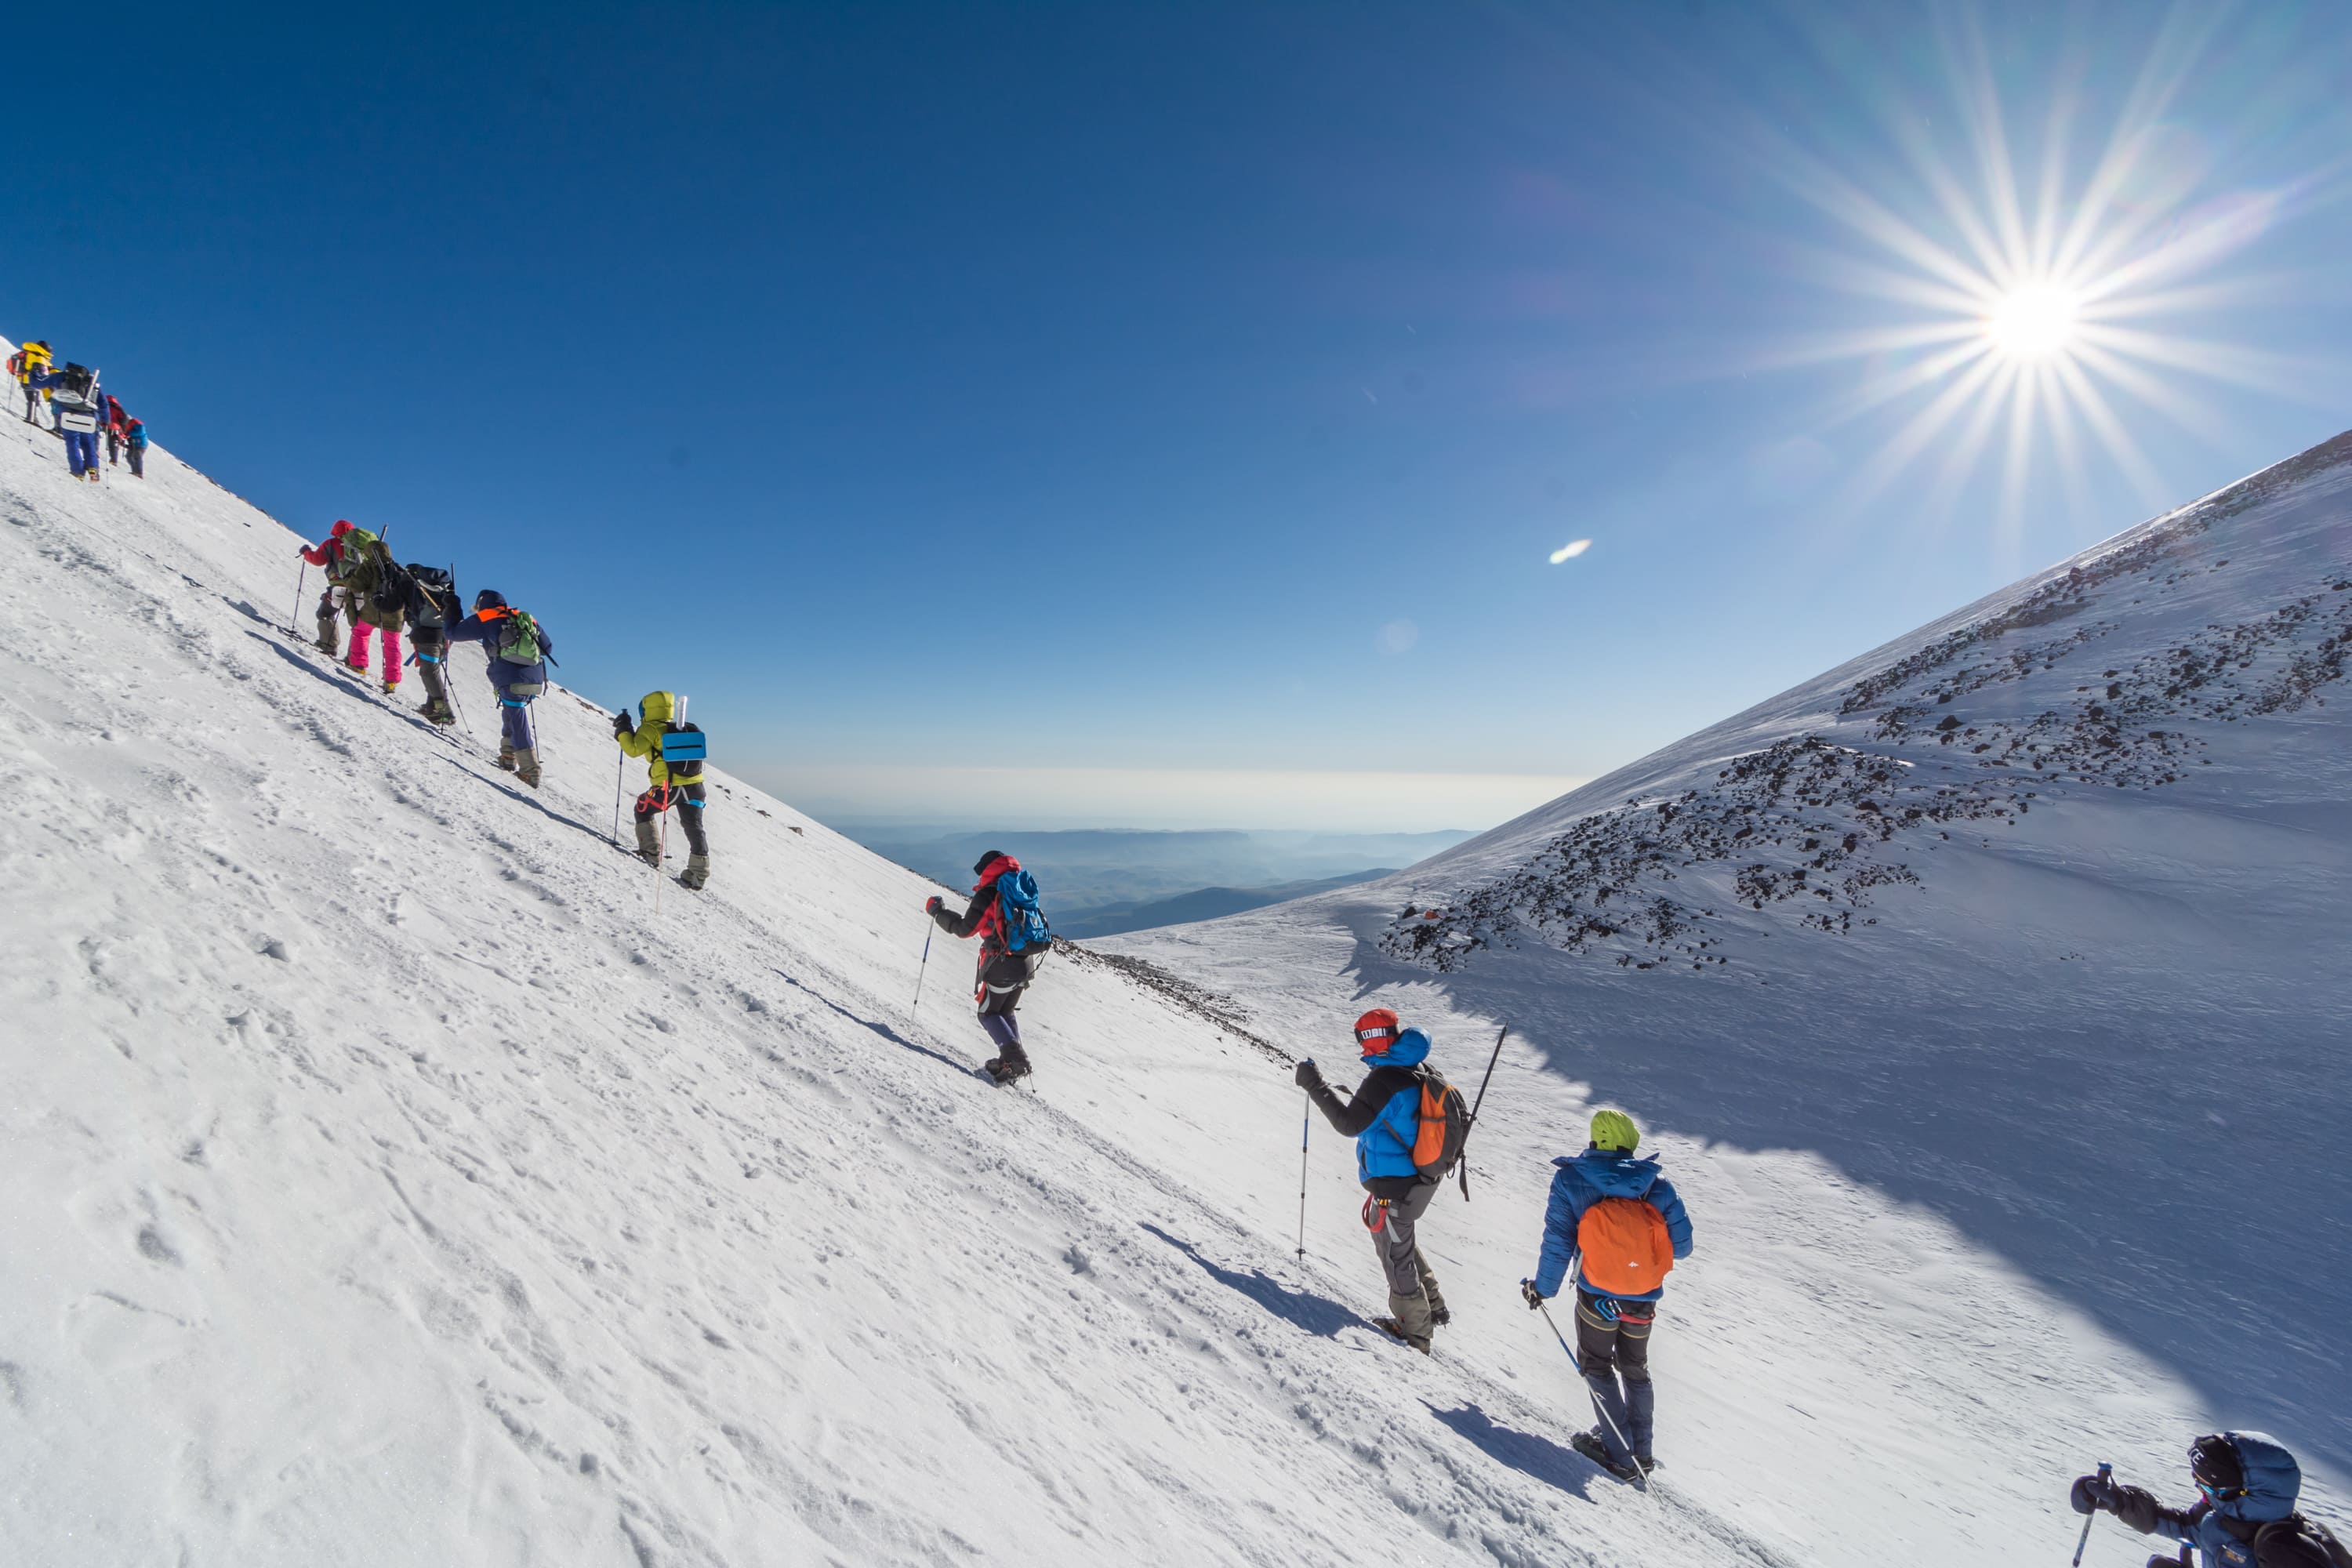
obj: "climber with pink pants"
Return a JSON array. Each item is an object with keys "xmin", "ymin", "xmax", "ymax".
[{"xmin": 298, "ymin": 521, "xmax": 403, "ymax": 694}]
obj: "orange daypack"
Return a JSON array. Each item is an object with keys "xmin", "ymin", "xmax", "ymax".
[
  {"xmin": 1577, "ymin": 1196, "xmax": 1675, "ymax": 1295},
  {"xmin": 1407, "ymin": 1070, "xmax": 1469, "ymax": 1182}
]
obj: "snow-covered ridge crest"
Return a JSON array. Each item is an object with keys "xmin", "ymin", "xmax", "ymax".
[{"xmin": 1381, "ymin": 429, "xmax": 2352, "ymax": 974}]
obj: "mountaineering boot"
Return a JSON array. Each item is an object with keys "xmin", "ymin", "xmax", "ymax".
[
  {"xmin": 1570, "ymin": 1430, "xmax": 1644, "ymax": 1484},
  {"xmin": 381, "ymin": 678, "xmax": 398, "ymax": 697},
  {"xmin": 1368, "ymin": 1317, "xmax": 1432, "ymax": 1355},
  {"xmin": 419, "ymin": 697, "xmax": 455, "ymax": 725},
  {"xmin": 496, "ymin": 742, "xmax": 517, "ymax": 772},
  {"xmin": 982, "ymin": 1051, "xmax": 1032, "ymax": 1087},
  {"xmin": 314, "ymin": 629, "xmax": 339, "ymax": 655},
  {"xmin": 513, "ymin": 748, "xmax": 542, "ymax": 789},
  {"xmin": 634, "ymin": 819, "xmax": 662, "ymax": 867},
  {"xmin": 680, "ymin": 852, "xmax": 710, "ymax": 891}
]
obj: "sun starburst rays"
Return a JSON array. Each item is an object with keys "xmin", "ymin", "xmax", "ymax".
[{"xmin": 1757, "ymin": 3, "xmax": 2316, "ymax": 537}]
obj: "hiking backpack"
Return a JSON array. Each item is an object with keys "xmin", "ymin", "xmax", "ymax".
[
  {"xmin": 324, "ymin": 528, "xmax": 381, "ymax": 586},
  {"xmin": 372, "ymin": 557, "xmax": 416, "ymax": 618},
  {"xmin": 1577, "ymin": 1195, "xmax": 1676, "ymax": 1296},
  {"xmin": 995, "ymin": 869, "xmax": 1052, "ymax": 955},
  {"xmin": 49, "ymin": 363, "xmax": 97, "ymax": 410},
  {"xmin": 494, "ymin": 608, "xmax": 546, "ymax": 665},
  {"xmin": 2256, "ymin": 1516, "xmax": 2352, "ymax": 1568},
  {"xmin": 1409, "ymin": 1069, "xmax": 1472, "ymax": 1184},
  {"xmin": 658, "ymin": 722, "xmax": 706, "ymax": 780},
  {"xmin": 398, "ymin": 564, "xmax": 459, "ymax": 627}
]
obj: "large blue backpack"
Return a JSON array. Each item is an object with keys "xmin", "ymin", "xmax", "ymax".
[{"xmin": 996, "ymin": 869, "xmax": 1052, "ymax": 955}]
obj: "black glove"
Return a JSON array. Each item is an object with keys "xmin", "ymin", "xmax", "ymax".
[
  {"xmin": 1292, "ymin": 1058, "xmax": 1322, "ymax": 1090},
  {"xmin": 612, "ymin": 711, "xmax": 633, "ymax": 737},
  {"xmin": 925, "ymin": 895, "xmax": 944, "ymax": 916},
  {"xmin": 1520, "ymin": 1279, "xmax": 1544, "ymax": 1310},
  {"xmin": 2070, "ymin": 1473, "xmax": 2118, "ymax": 1515}
]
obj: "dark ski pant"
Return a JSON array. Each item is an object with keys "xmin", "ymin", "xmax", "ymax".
[
  {"xmin": 21, "ymin": 385, "xmax": 41, "ymax": 423},
  {"xmin": 126, "ymin": 444, "xmax": 143, "ymax": 477},
  {"xmin": 105, "ymin": 428, "xmax": 119, "ymax": 463},
  {"xmin": 411, "ymin": 626, "xmax": 451, "ymax": 708},
  {"xmin": 486, "ymin": 656, "xmax": 545, "ymax": 752},
  {"xmin": 64, "ymin": 428, "xmax": 98, "ymax": 476},
  {"xmin": 635, "ymin": 781, "xmax": 708, "ymax": 855},
  {"xmin": 1365, "ymin": 1180, "xmax": 1447, "ymax": 1348},
  {"xmin": 1576, "ymin": 1290, "xmax": 1657, "ymax": 1466},
  {"xmin": 976, "ymin": 950, "xmax": 1035, "ymax": 1064}
]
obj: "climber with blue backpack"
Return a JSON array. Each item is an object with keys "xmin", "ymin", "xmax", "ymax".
[
  {"xmin": 924, "ymin": 851, "xmax": 1052, "ymax": 1084},
  {"xmin": 444, "ymin": 589, "xmax": 554, "ymax": 789}
]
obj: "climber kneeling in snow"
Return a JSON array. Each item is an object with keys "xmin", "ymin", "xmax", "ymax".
[
  {"xmin": 924, "ymin": 851, "xmax": 1051, "ymax": 1085},
  {"xmin": 2071, "ymin": 1432, "xmax": 2347, "ymax": 1567},
  {"xmin": 1519, "ymin": 1109, "xmax": 1693, "ymax": 1482},
  {"xmin": 613, "ymin": 692, "xmax": 710, "ymax": 891},
  {"xmin": 1294, "ymin": 1010, "xmax": 1457, "ymax": 1355},
  {"xmin": 445, "ymin": 590, "xmax": 554, "ymax": 788}
]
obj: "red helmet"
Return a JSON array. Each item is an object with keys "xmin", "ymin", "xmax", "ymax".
[{"xmin": 1353, "ymin": 1008, "xmax": 1402, "ymax": 1057}]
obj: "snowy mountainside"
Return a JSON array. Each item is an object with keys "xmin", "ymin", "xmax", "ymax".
[
  {"xmin": 1115, "ymin": 432, "xmax": 2352, "ymax": 1501},
  {"xmin": 0, "ymin": 342, "xmax": 1888, "ymax": 1567}
]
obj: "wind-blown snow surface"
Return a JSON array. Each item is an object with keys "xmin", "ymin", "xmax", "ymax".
[
  {"xmin": 1117, "ymin": 434, "xmax": 2352, "ymax": 1550},
  {"xmin": 0, "ymin": 350, "xmax": 1869, "ymax": 1566}
]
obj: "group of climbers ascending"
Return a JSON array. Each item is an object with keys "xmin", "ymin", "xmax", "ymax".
[
  {"xmin": 9, "ymin": 339, "xmax": 147, "ymax": 481},
  {"xmin": 293, "ymin": 519, "xmax": 713, "ymax": 890}
]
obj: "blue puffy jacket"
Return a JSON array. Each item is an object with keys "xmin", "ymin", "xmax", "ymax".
[
  {"xmin": 1531, "ymin": 1147, "xmax": 1693, "ymax": 1302},
  {"xmin": 2129, "ymin": 1432, "xmax": 2306, "ymax": 1568},
  {"xmin": 1301, "ymin": 1028, "xmax": 1432, "ymax": 1188}
]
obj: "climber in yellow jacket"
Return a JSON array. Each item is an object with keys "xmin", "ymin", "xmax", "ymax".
[{"xmin": 613, "ymin": 691, "xmax": 710, "ymax": 891}]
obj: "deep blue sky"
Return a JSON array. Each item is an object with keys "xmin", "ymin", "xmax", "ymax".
[{"xmin": 10, "ymin": 1, "xmax": 2349, "ymax": 829}]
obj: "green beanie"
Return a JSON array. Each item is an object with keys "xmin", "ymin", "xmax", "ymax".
[{"xmin": 1589, "ymin": 1109, "xmax": 1640, "ymax": 1152}]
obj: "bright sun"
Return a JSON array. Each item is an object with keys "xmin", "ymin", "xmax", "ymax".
[{"xmin": 1984, "ymin": 283, "xmax": 2081, "ymax": 359}]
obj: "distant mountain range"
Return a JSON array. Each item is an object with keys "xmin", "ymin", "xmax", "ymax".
[
  {"xmin": 1051, "ymin": 869, "xmax": 1398, "ymax": 938},
  {"xmin": 836, "ymin": 826, "xmax": 1473, "ymax": 923}
]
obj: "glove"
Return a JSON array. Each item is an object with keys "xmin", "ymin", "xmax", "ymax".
[
  {"xmin": 2070, "ymin": 1473, "xmax": 2118, "ymax": 1515},
  {"xmin": 1292, "ymin": 1058, "xmax": 1322, "ymax": 1090},
  {"xmin": 612, "ymin": 711, "xmax": 633, "ymax": 737},
  {"xmin": 925, "ymin": 895, "xmax": 944, "ymax": 916},
  {"xmin": 1520, "ymin": 1279, "xmax": 1544, "ymax": 1310}
]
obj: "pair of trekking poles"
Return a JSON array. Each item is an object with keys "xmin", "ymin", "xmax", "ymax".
[{"xmin": 1290, "ymin": 1022, "xmax": 1648, "ymax": 1490}]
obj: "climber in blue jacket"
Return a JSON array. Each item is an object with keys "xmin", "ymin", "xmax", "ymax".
[{"xmin": 2072, "ymin": 1432, "xmax": 2343, "ymax": 1566}]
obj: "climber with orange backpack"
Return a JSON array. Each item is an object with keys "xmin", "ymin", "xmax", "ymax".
[
  {"xmin": 1294, "ymin": 1008, "xmax": 1468, "ymax": 1354},
  {"xmin": 1519, "ymin": 1108, "xmax": 1693, "ymax": 1482}
]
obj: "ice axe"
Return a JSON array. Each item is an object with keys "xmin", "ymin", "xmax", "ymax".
[{"xmin": 1457, "ymin": 1023, "xmax": 1509, "ymax": 1200}]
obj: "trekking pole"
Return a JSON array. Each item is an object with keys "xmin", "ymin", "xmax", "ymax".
[
  {"xmin": 2071, "ymin": 1461, "xmax": 2111, "ymax": 1566},
  {"xmin": 288, "ymin": 561, "xmax": 306, "ymax": 637},
  {"xmin": 1535, "ymin": 1296, "xmax": 1649, "ymax": 1491},
  {"xmin": 612, "ymin": 751, "xmax": 626, "ymax": 848},
  {"xmin": 1457, "ymin": 1024, "xmax": 1510, "ymax": 1200},
  {"xmin": 912, "ymin": 925, "xmax": 934, "ymax": 1013},
  {"xmin": 654, "ymin": 797, "xmax": 669, "ymax": 914},
  {"xmin": 1296, "ymin": 1091, "xmax": 1312, "ymax": 1261}
]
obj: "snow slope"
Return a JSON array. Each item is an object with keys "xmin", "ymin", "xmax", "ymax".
[
  {"xmin": 0, "ymin": 344, "xmax": 1863, "ymax": 1566},
  {"xmin": 1116, "ymin": 431, "xmax": 2352, "ymax": 1545}
]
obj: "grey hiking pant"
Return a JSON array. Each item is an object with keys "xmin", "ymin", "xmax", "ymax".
[{"xmin": 1365, "ymin": 1179, "xmax": 1446, "ymax": 1347}]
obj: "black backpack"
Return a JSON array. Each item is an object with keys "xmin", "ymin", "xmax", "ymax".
[
  {"xmin": 2257, "ymin": 1516, "xmax": 2352, "ymax": 1568},
  {"xmin": 51, "ymin": 362, "xmax": 97, "ymax": 410},
  {"xmin": 395, "ymin": 564, "xmax": 459, "ymax": 626}
]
